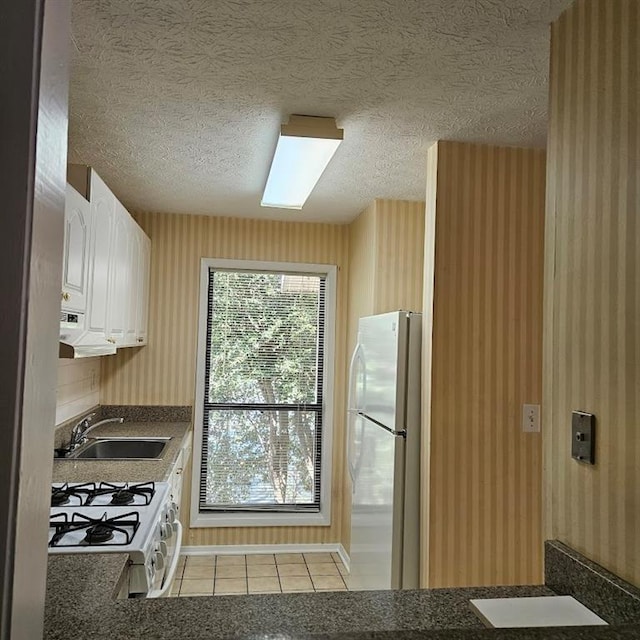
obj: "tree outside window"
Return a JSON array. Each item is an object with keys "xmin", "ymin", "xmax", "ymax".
[{"xmin": 201, "ymin": 270, "xmax": 325, "ymax": 511}]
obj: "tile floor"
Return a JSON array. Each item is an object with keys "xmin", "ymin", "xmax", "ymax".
[{"xmin": 170, "ymin": 552, "xmax": 349, "ymax": 596}]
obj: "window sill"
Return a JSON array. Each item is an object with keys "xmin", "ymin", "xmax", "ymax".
[{"xmin": 190, "ymin": 510, "xmax": 331, "ymax": 528}]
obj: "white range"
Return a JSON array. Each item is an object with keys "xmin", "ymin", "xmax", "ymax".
[{"xmin": 48, "ymin": 481, "xmax": 182, "ymax": 598}]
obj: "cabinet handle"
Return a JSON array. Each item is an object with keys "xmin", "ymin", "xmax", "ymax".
[
  {"xmin": 61, "ymin": 292, "xmax": 70, "ymax": 301},
  {"xmin": 137, "ymin": 337, "xmax": 144, "ymax": 343},
  {"xmin": 107, "ymin": 338, "xmax": 116, "ymax": 344}
]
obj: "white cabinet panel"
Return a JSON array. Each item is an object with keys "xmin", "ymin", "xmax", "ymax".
[
  {"xmin": 62, "ymin": 167, "xmax": 151, "ymax": 356},
  {"xmin": 61, "ymin": 185, "xmax": 92, "ymax": 312},
  {"xmin": 107, "ymin": 202, "xmax": 132, "ymax": 345},
  {"xmin": 134, "ymin": 226, "xmax": 151, "ymax": 345},
  {"xmin": 87, "ymin": 172, "xmax": 115, "ymax": 338},
  {"xmin": 124, "ymin": 217, "xmax": 139, "ymax": 346}
]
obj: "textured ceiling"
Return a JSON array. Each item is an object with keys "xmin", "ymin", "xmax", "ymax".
[{"xmin": 68, "ymin": 0, "xmax": 572, "ymax": 223}]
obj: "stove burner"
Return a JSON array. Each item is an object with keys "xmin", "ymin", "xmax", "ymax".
[
  {"xmin": 110, "ymin": 489, "xmax": 135, "ymax": 506},
  {"xmin": 48, "ymin": 511, "xmax": 140, "ymax": 548},
  {"xmin": 50, "ymin": 482, "xmax": 95, "ymax": 507},
  {"xmin": 84, "ymin": 523, "xmax": 114, "ymax": 544},
  {"xmin": 51, "ymin": 489, "xmax": 70, "ymax": 507},
  {"xmin": 86, "ymin": 481, "xmax": 155, "ymax": 506}
]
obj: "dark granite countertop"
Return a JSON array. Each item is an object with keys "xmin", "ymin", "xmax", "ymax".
[
  {"xmin": 46, "ymin": 552, "xmax": 564, "ymax": 640},
  {"xmin": 51, "ymin": 421, "xmax": 192, "ymax": 483},
  {"xmin": 43, "ymin": 554, "xmax": 640, "ymax": 640}
]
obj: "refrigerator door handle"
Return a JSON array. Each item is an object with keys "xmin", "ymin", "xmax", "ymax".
[
  {"xmin": 347, "ymin": 413, "xmax": 356, "ymax": 486},
  {"xmin": 347, "ymin": 342, "xmax": 363, "ymax": 412},
  {"xmin": 347, "ymin": 411, "xmax": 366, "ymax": 490},
  {"xmin": 347, "ymin": 342, "xmax": 365, "ymax": 488}
]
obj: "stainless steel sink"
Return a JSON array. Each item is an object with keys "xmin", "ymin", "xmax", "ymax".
[{"xmin": 68, "ymin": 437, "xmax": 170, "ymax": 460}]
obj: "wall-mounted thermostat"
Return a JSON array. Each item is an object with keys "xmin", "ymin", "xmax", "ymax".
[{"xmin": 571, "ymin": 411, "xmax": 596, "ymax": 465}]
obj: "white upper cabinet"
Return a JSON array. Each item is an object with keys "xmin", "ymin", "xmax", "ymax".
[
  {"xmin": 87, "ymin": 171, "xmax": 116, "ymax": 338},
  {"xmin": 110, "ymin": 210, "xmax": 150, "ymax": 347},
  {"xmin": 61, "ymin": 166, "xmax": 150, "ymax": 355},
  {"xmin": 133, "ymin": 221, "xmax": 151, "ymax": 345},
  {"xmin": 61, "ymin": 185, "xmax": 92, "ymax": 312},
  {"xmin": 107, "ymin": 201, "xmax": 132, "ymax": 345}
]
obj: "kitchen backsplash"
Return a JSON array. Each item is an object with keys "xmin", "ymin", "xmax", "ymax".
[
  {"xmin": 545, "ymin": 540, "xmax": 640, "ymax": 625},
  {"xmin": 101, "ymin": 405, "xmax": 192, "ymax": 422},
  {"xmin": 55, "ymin": 358, "xmax": 101, "ymax": 426}
]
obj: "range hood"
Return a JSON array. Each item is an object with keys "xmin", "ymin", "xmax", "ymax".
[
  {"xmin": 59, "ymin": 341, "xmax": 116, "ymax": 358},
  {"xmin": 59, "ymin": 311, "xmax": 116, "ymax": 359}
]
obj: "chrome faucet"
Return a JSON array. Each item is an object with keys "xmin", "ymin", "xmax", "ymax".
[{"xmin": 69, "ymin": 414, "xmax": 124, "ymax": 450}]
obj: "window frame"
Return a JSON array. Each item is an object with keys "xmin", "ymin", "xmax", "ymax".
[{"xmin": 190, "ymin": 258, "xmax": 336, "ymax": 528}]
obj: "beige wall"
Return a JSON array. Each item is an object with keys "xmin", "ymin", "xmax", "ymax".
[
  {"xmin": 56, "ymin": 359, "xmax": 101, "ymax": 426},
  {"xmin": 102, "ymin": 212, "xmax": 349, "ymax": 545},
  {"xmin": 544, "ymin": 0, "xmax": 640, "ymax": 586},
  {"xmin": 345, "ymin": 198, "xmax": 426, "ymax": 363},
  {"xmin": 343, "ymin": 198, "xmax": 425, "ymax": 548},
  {"xmin": 346, "ymin": 201, "xmax": 376, "ymax": 351},
  {"xmin": 423, "ymin": 141, "xmax": 546, "ymax": 587},
  {"xmin": 373, "ymin": 200, "xmax": 425, "ymax": 314}
]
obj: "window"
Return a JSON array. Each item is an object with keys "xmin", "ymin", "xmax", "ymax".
[{"xmin": 191, "ymin": 259, "xmax": 336, "ymax": 527}]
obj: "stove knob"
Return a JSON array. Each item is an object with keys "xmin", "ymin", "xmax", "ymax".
[
  {"xmin": 166, "ymin": 505, "xmax": 177, "ymax": 522},
  {"xmin": 154, "ymin": 551, "xmax": 165, "ymax": 572},
  {"xmin": 160, "ymin": 522, "xmax": 173, "ymax": 540}
]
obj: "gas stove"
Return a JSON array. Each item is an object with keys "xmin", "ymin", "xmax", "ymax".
[{"xmin": 48, "ymin": 481, "xmax": 182, "ymax": 597}]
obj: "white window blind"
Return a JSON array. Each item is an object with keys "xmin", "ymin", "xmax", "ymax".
[{"xmin": 199, "ymin": 268, "xmax": 325, "ymax": 512}]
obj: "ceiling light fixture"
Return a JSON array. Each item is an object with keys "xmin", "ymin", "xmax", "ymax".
[{"xmin": 261, "ymin": 115, "xmax": 343, "ymax": 209}]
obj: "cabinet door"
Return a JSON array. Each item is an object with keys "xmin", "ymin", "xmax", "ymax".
[
  {"xmin": 135, "ymin": 228, "xmax": 151, "ymax": 345},
  {"xmin": 85, "ymin": 168, "xmax": 152, "ymax": 350},
  {"xmin": 123, "ymin": 216, "xmax": 139, "ymax": 346},
  {"xmin": 61, "ymin": 185, "xmax": 92, "ymax": 312},
  {"xmin": 107, "ymin": 201, "xmax": 132, "ymax": 345},
  {"xmin": 87, "ymin": 172, "xmax": 115, "ymax": 337}
]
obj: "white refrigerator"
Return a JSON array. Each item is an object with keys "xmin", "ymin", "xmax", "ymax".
[{"xmin": 346, "ymin": 310, "xmax": 421, "ymax": 590}]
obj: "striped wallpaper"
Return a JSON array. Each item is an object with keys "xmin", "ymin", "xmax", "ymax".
[
  {"xmin": 102, "ymin": 213, "xmax": 349, "ymax": 546},
  {"xmin": 373, "ymin": 199, "xmax": 426, "ymax": 314},
  {"xmin": 544, "ymin": 0, "xmax": 640, "ymax": 586},
  {"xmin": 423, "ymin": 141, "xmax": 546, "ymax": 587},
  {"xmin": 345, "ymin": 201, "xmax": 376, "ymax": 348},
  {"xmin": 345, "ymin": 198, "xmax": 425, "ymax": 349},
  {"xmin": 342, "ymin": 199, "xmax": 426, "ymax": 547}
]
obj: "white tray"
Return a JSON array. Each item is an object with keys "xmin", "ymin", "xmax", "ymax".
[{"xmin": 469, "ymin": 596, "xmax": 608, "ymax": 628}]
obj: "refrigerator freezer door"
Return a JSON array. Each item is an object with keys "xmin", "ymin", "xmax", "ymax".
[
  {"xmin": 358, "ymin": 311, "xmax": 409, "ymax": 433},
  {"xmin": 346, "ymin": 415, "xmax": 405, "ymax": 591}
]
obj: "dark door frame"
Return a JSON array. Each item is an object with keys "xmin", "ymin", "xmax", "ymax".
[{"xmin": 0, "ymin": 1, "xmax": 70, "ymax": 637}]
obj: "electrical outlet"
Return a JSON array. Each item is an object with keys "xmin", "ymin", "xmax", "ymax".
[{"xmin": 522, "ymin": 404, "xmax": 540, "ymax": 432}]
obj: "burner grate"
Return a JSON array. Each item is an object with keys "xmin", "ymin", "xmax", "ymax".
[
  {"xmin": 50, "ymin": 482, "xmax": 96, "ymax": 507},
  {"xmin": 86, "ymin": 481, "xmax": 155, "ymax": 506},
  {"xmin": 48, "ymin": 511, "xmax": 140, "ymax": 548}
]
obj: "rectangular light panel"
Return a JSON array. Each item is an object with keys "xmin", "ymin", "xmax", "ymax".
[{"xmin": 261, "ymin": 117, "xmax": 342, "ymax": 209}]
